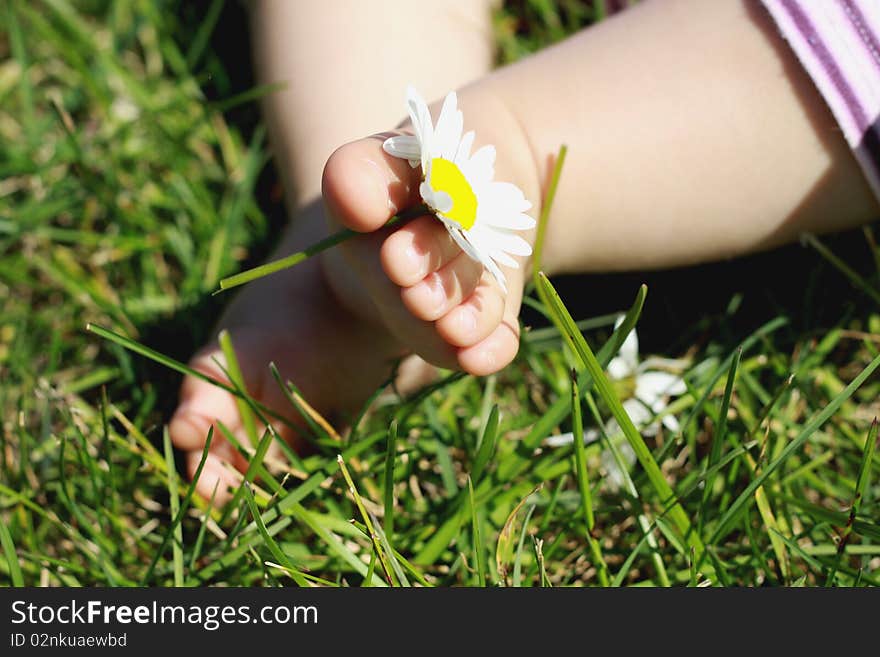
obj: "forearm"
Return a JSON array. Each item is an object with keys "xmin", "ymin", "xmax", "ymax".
[{"xmin": 468, "ymin": 0, "xmax": 877, "ymax": 274}]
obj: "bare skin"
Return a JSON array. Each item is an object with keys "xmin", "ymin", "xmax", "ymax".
[{"xmin": 170, "ymin": 0, "xmax": 877, "ymax": 501}]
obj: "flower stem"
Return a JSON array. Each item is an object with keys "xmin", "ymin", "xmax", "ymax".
[
  {"xmin": 215, "ymin": 206, "xmax": 426, "ymax": 294},
  {"xmin": 216, "ymin": 227, "xmax": 359, "ymax": 293}
]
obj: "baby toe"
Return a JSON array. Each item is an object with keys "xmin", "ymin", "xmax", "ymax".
[
  {"xmin": 400, "ymin": 252, "xmax": 483, "ymax": 322},
  {"xmin": 323, "ymin": 135, "xmax": 421, "ymax": 233},
  {"xmin": 186, "ymin": 450, "xmax": 242, "ymax": 505},
  {"xmin": 169, "ymin": 350, "xmax": 244, "ymax": 452},
  {"xmin": 435, "ymin": 274, "xmax": 505, "ymax": 348},
  {"xmin": 456, "ymin": 317, "xmax": 521, "ymax": 376},
  {"xmin": 381, "ymin": 214, "xmax": 461, "ymax": 287}
]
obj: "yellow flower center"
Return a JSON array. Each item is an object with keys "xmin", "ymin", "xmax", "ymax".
[
  {"xmin": 613, "ymin": 376, "xmax": 637, "ymax": 401},
  {"xmin": 429, "ymin": 157, "xmax": 477, "ymax": 230}
]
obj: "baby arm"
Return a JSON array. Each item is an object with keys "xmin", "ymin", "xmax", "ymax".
[{"xmin": 443, "ymin": 0, "xmax": 878, "ymax": 276}]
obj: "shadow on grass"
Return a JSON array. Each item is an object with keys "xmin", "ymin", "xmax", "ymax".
[{"xmin": 542, "ymin": 227, "xmax": 879, "ymax": 357}]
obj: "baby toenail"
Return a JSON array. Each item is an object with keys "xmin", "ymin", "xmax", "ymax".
[
  {"xmin": 362, "ymin": 157, "xmax": 390, "ymax": 214},
  {"xmin": 457, "ymin": 307, "xmax": 477, "ymax": 335},
  {"xmin": 404, "ymin": 244, "xmax": 422, "ymax": 272},
  {"xmin": 427, "ymin": 275, "xmax": 446, "ymax": 310}
]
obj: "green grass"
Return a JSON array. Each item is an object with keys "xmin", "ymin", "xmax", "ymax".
[{"xmin": 2, "ymin": 0, "xmax": 880, "ymax": 588}]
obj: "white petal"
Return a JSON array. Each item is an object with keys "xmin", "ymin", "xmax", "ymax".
[
  {"xmin": 640, "ymin": 356, "xmax": 690, "ymax": 371},
  {"xmin": 641, "ymin": 422, "xmax": 660, "ymax": 437},
  {"xmin": 433, "ymin": 191, "xmax": 453, "ymax": 214},
  {"xmin": 613, "ymin": 315, "xmax": 639, "ymax": 375},
  {"xmin": 405, "ymin": 86, "xmax": 432, "ymax": 158},
  {"xmin": 454, "ymin": 130, "xmax": 475, "ymax": 166},
  {"xmin": 495, "ymin": 212, "xmax": 536, "ymax": 231},
  {"xmin": 462, "ymin": 144, "xmax": 495, "ymax": 185},
  {"xmin": 447, "ymin": 224, "xmax": 507, "ymax": 292},
  {"xmin": 484, "ymin": 181, "xmax": 533, "ymax": 215},
  {"xmin": 621, "ymin": 397, "xmax": 653, "ymax": 428},
  {"xmin": 405, "ymin": 86, "xmax": 434, "ymax": 170},
  {"xmin": 635, "ymin": 371, "xmax": 686, "ymax": 406},
  {"xmin": 482, "ymin": 255, "xmax": 507, "ymax": 293},
  {"xmin": 446, "ymin": 223, "xmax": 483, "ymax": 263},
  {"xmin": 487, "ymin": 248, "xmax": 518, "ymax": 268},
  {"xmin": 661, "ymin": 412, "xmax": 680, "ymax": 434},
  {"xmin": 601, "ymin": 442, "xmax": 636, "ymax": 492},
  {"xmin": 475, "ymin": 183, "xmax": 536, "ymax": 231},
  {"xmin": 382, "ymin": 135, "xmax": 421, "ymax": 164},
  {"xmin": 473, "ymin": 227, "xmax": 532, "ymax": 257},
  {"xmin": 433, "ymin": 91, "xmax": 463, "ymax": 161},
  {"xmin": 463, "ymin": 226, "xmax": 522, "ymax": 277},
  {"xmin": 545, "ymin": 429, "xmax": 601, "ymax": 447},
  {"xmin": 545, "ymin": 431, "xmax": 574, "ymax": 447},
  {"xmin": 599, "ymin": 443, "xmax": 636, "ymax": 492},
  {"xmin": 420, "ymin": 181, "xmax": 453, "ymax": 214},
  {"xmin": 606, "ymin": 356, "xmax": 632, "ymax": 381}
]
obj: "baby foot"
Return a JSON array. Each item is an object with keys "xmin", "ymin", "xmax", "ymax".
[
  {"xmin": 170, "ymin": 89, "xmax": 539, "ymax": 501},
  {"xmin": 167, "ymin": 225, "xmax": 411, "ymax": 502},
  {"xmin": 322, "ymin": 87, "xmax": 538, "ymax": 375}
]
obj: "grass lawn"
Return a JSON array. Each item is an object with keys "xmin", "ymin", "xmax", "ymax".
[{"xmin": 2, "ymin": 0, "xmax": 879, "ymax": 587}]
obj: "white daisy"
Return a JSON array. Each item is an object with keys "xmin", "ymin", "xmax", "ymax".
[
  {"xmin": 545, "ymin": 319, "xmax": 688, "ymax": 490},
  {"xmin": 382, "ymin": 86, "xmax": 535, "ymax": 293},
  {"xmin": 604, "ymin": 317, "xmax": 688, "ymax": 435}
]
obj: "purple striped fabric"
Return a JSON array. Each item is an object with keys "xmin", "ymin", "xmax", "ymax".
[{"xmin": 762, "ymin": 0, "xmax": 880, "ymax": 203}]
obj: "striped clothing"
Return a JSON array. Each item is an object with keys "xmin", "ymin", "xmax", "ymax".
[{"xmin": 761, "ymin": 0, "xmax": 880, "ymax": 202}]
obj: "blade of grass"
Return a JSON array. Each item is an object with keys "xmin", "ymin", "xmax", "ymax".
[
  {"xmin": 678, "ymin": 317, "xmax": 788, "ymax": 438},
  {"xmin": 581, "ymin": 391, "xmax": 670, "ymax": 586},
  {"xmin": 217, "ymin": 211, "xmax": 421, "ymax": 292},
  {"xmin": 337, "ymin": 455, "xmax": 396, "ymax": 586},
  {"xmin": 534, "ymin": 537, "xmax": 551, "ymax": 587},
  {"xmin": 142, "ymin": 427, "xmax": 214, "ymax": 585},
  {"xmin": 6, "ymin": 0, "xmax": 35, "ymax": 143},
  {"xmin": 496, "ymin": 484, "xmax": 541, "ymax": 585},
  {"xmin": 710, "ymin": 353, "xmax": 880, "ymax": 544},
  {"xmin": 803, "ymin": 233, "xmax": 880, "ymax": 306},
  {"xmin": 185, "ymin": 0, "xmax": 223, "ymax": 69},
  {"xmin": 467, "ymin": 476, "xmax": 486, "ymax": 586},
  {"xmin": 537, "ymin": 272, "xmax": 704, "ymax": 561},
  {"xmin": 222, "ymin": 426, "xmax": 278, "ymax": 526},
  {"xmin": 218, "ymin": 329, "xmax": 259, "ymax": 446},
  {"xmin": 162, "ymin": 427, "xmax": 184, "ymax": 587},
  {"xmin": 218, "ymin": 228, "xmax": 357, "ymax": 292},
  {"xmin": 530, "ymin": 146, "xmax": 570, "ymax": 341},
  {"xmin": 383, "ymin": 419, "xmax": 398, "ymax": 539},
  {"xmin": 610, "ymin": 525, "xmax": 656, "ymax": 587},
  {"xmin": 242, "ymin": 483, "xmax": 310, "ymax": 587},
  {"xmin": 471, "ymin": 404, "xmax": 499, "ymax": 484},
  {"xmin": 700, "ymin": 347, "xmax": 741, "ymax": 527},
  {"xmin": 0, "ymin": 516, "xmax": 24, "ymax": 586},
  {"xmin": 189, "ymin": 479, "xmax": 219, "ymax": 572},
  {"xmin": 827, "ymin": 418, "xmax": 878, "ymax": 585},
  {"xmin": 512, "ymin": 504, "xmax": 537, "ymax": 587},
  {"xmin": 210, "ymin": 82, "xmax": 287, "ymax": 113},
  {"xmin": 370, "ymin": 517, "xmax": 410, "ymax": 587},
  {"xmin": 570, "ymin": 369, "xmax": 609, "ymax": 585},
  {"xmin": 86, "ymin": 323, "xmax": 297, "ymax": 432},
  {"xmin": 363, "ymin": 550, "xmax": 378, "ymax": 588},
  {"xmin": 531, "ymin": 144, "xmax": 567, "ymax": 285},
  {"xmin": 503, "ymin": 283, "xmax": 647, "ymax": 472}
]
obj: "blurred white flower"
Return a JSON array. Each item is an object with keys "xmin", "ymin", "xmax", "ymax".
[
  {"xmin": 545, "ymin": 318, "xmax": 687, "ymax": 490},
  {"xmin": 605, "ymin": 317, "xmax": 687, "ymax": 434},
  {"xmin": 110, "ymin": 96, "xmax": 140, "ymax": 123}
]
